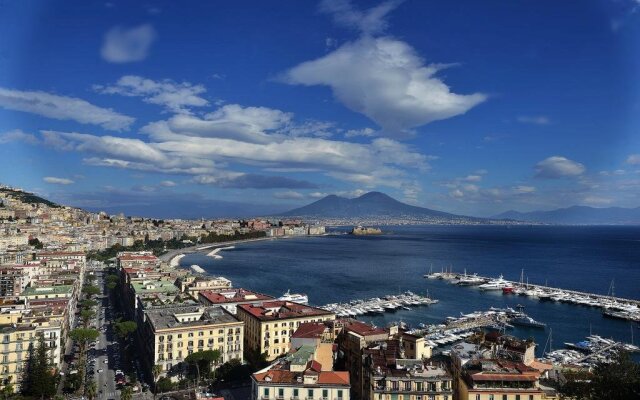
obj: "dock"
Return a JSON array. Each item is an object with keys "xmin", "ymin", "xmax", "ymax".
[
  {"xmin": 319, "ymin": 291, "xmax": 437, "ymax": 318},
  {"xmin": 424, "ymin": 270, "xmax": 640, "ymax": 322}
]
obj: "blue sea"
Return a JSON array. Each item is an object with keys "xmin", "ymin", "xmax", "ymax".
[{"xmin": 180, "ymin": 225, "xmax": 640, "ymax": 356}]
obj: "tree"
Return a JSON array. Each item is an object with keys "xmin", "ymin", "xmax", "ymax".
[
  {"xmin": 0, "ymin": 376, "xmax": 14, "ymax": 399},
  {"xmin": 82, "ymin": 285, "xmax": 100, "ymax": 298},
  {"xmin": 79, "ymin": 299, "xmax": 98, "ymax": 309},
  {"xmin": 156, "ymin": 377, "xmax": 174, "ymax": 393},
  {"xmin": 121, "ymin": 386, "xmax": 133, "ymax": 400},
  {"xmin": 113, "ymin": 320, "xmax": 137, "ymax": 340},
  {"xmin": 152, "ymin": 364, "xmax": 163, "ymax": 399},
  {"xmin": 558, "ymin": 351, "xmax": 640, "ymax": 400},
  {"xmin": 85, "ymin": 381, "xmax": 97, "ymax": 400},
  {"xmin": 80, "ymin": 309, "xmax": 95, "ymax": 327},
  {"xmin": 69, "ymin": 328, "xmax": 99, "ymax": 345},
  {"xmin": 22, "ymin": 335, "xmax": 56, "ymax": 398},
  {"xmin": 107, "ymin": 281, "xmax": 117, "ymax": 290},
  {"xmin": 185, "ymin": 349, "xmax": 222, "ymax": 383},
  {"xmin": 28, "ymin": 237, "xmax": 44, "ymax": 249}
]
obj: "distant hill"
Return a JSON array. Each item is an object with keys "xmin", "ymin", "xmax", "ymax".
[
  {"xmin": 281, "ymin": 191, "xmax": 480, "ymax": 221},
  {"xmin": 493, "ymin": 206, "xmax": 640, "ymax": 225},
  {"xmin": 0, "ymin": 187, "xmax": 59, "ymax": 208}
]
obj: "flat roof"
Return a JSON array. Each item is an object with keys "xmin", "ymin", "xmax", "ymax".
[
  {"xmin": 200, "ymin": 288, "xmax": 273, "ymax": 304},
  {"xmin": 21, "ymin": 285, "xmax": 74, "ymax": 296},
  {"xmin": 146, "ymin": 305, "xmax": 241, "ymax": 331}
]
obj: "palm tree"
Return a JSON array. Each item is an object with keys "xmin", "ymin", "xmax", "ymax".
[
  {"xmin": 121, "ymin": 386, "xmax": 133, "ymax": 400},
  {"xmin": 152, "ymin": 364, "xmax": 163, "ymax": 399}
]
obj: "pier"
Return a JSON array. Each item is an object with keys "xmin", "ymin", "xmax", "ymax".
[
  {"xmin": 319, "ymin": 291, "xmax": 437, "ymax": 318},
  {"xmin": 424, "ymin": 270, "xmax": 640, "ymax": 322}
]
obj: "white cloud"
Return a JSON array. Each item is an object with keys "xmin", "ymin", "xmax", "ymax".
[
  {"xmin": 626, "ymin": 154, "xmax": 640, "ymax": 165},
  {"xmin": 0, "ymin": 129, "xmax": 39, "ymax": 145},
  {"xmin": 319, "ymin": 0, "xmax": 403, "ymax": 35},
  {"xmin": 143, "ymin": 104, "xmax": 292, "ymax": 144},
  {"xmin": 345, "ymin": 127, "xmax": 377, "ymax": 138},
  {"xmin": 273, "ymin": 191, "xmax": 305, "ymax": 200},
  {"xmin": 282, "ymin": 37, "xmax": 486, "ymax": 134},
  {"xmin": 101, "ymin": 24, "xmax": 156, "ymax": 63},
  {"xmin": 94, "ymin": 75, "xmax": 208, "ymax": 113},
  {"xmin": 517, "ymin": 115, "xmax": 550, "ymax": 125},
  {"xmin": 43, "ymin": 176, "xmax": 74, "ymax": 185},
  {"xmin": 0, "ymin": 88, "xmax": 134, "ymax": 131},
  {"xmin": 159, "ymin": 180, "xmax": 176, "ymax": 187},
  {"xmin": 534, "ymin": 156, "xmax": 585, "ymax": 178},
  {"xmin": 512, "ymin": 185, "xmax": 536, "ymax": 194},
  {"xmin": 582, "ymin": 196, "xmax": 613, "ymax": 206}
]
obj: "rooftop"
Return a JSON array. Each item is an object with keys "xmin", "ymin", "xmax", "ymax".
[
  {"xmin": 200, "ymin": 288, "xmax": 273, "ymax": 304},
  {"xmin": 131, "ymin": 279, "xmax": 178, "ymax": 294},
  {"xmin": 21, "ymin": 285, "xmax": 74, "ymax": 296},
  {"xmin": 238, "ymin": 301, "xmax": 333, "ymax": 321},
  {"xmin": 146, "ymin": 305, "xmax": 241, "ymax": 331},
  {"xmin": 253, "ymin": 370, "xmax": 350, "ymax": 386}
]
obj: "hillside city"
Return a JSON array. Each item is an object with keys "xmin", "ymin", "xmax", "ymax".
[{"xmin": 0, "ymin": 184, "xmax": 637, "ymax": 400}]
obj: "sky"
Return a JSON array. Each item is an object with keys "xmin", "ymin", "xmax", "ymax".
[{"xmin": 0, "ymin": 0, "xmax": 639, "ymax": 218}]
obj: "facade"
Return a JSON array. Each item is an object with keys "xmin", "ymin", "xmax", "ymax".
[
  {"xmin": 0, "ymin": 321, "xmax": 62, "ymax": 390},
  {"xmin": 367, "ymin": 358, "xmax": 452, "ymax": 400},
  {"xmin": 237, "ymin": 301, "xmax": 335, "ymax": 361},
  {"xmin": 0, "ymin": 267, "xmax": 27, "ymax": 297},
  {"xmin": 142, "ymin": 305, "xmax": 244, "ymax": 379}
]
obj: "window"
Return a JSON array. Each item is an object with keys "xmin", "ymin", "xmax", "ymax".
[
  {"xmin": 415, "ymin": 382, "xmax": 423, "ymax": 391},
  {"xmin": 503, "ymin": 396, "xmax": 508, "ymax": 400},
  {"xmin": 515, "ymin": 396, "xmax": 520, "ymax": 400},
  {"xmin": 404, "ymin": 381, "xmax": 411, "ymax": 391},
  {"xmin": 293, "ymin": 389, "xmax": 299, "ymax": 398},
  {"xmin": 489, "ymin": 395, "xmax": 494, "ymax": 400},
  {"xmin": 263, "ymin": 388, "xmax": 269, "ymax": 398},
  {"xmin": 475, "ymin": 395, "xmax": 480, "ymax": 400},
  {"xmin": 199, "ymin": 331, "xmax": 204, "ymax": 336},
  {"xmin": 278, "ymin": 388, "xmax": 284, "ymax": 398},
  {"xmin": 529, "ymin": 396, "xmax": 534, "ymax": 400},
  {"xmin": 337, "ymin": 390, "xmax": 342, "ymax": 399},
  {"xmin": 307, "ymin": 389, "xmax": 314, "ymax": 399}
]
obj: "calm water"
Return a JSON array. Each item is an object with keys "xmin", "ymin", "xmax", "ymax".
[{"xmin": 181, "ymin": 225, "xmax": 640, "ymax": 356}]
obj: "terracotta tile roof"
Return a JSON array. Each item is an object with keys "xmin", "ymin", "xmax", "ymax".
[
  {"xmin": 238, "ymin": 301, "xmax": 333, "ymax": 321},
  {"xmin": 470, "ymin": 373, "xmax": 538, "ymax": 382},
  {"xmin": 343, "ymin": 320, "xmax": 387, "ymax": 337},
  {"xmin": 200, "ymin": 288, "xmax": 273, "ymax": 304},
  {"xmin": 253, "ymin": 370, "xmax": 350, "ymax": 386},
  {"xmin": 291, "ymin": 322, "xmax": 328, "ymax": 339}
]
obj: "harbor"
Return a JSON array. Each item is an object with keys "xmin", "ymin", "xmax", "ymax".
[
  {"xmin": 318, "ymin": 291, "xmax": 438, "ymax": 318},
  {"xmin": 424, "ymin": 268, "xmax": 640, "ymax": 322}
]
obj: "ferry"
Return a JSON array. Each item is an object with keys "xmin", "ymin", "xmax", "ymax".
[{"xmin": 278, "ymin": 290, "xmax": 309, "ymax": 304}]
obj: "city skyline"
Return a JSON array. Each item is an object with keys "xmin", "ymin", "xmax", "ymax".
[{"xmin": 1, "ymin": 0, "xmax": 640, "ymax": 217}]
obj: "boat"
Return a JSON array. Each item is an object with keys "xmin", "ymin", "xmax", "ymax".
[
  {"xmin": 457, "ymin": 271, "xmax": 487, "ymax": 286},
  {"xmin": 502, "ymin": 286, "xmax": 515, "ymax": 294},
  {"xmin": 511, "ymin": 314, "xmax": 546, "ymax": 329},
  {"xmin": 278, "ymin": 290, "xmax": 309, "ymax": 304},
  {"xmin": 478, "ymin": 275, "xmax": 512, "ymax": 291}
]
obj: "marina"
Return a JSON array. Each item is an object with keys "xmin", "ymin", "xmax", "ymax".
[
  {"xmin": 541, "ymin": 334, "xmax": 640, "ymax": 368},
  {"xmin": 318, "ymin": 291, "xmax": 437, "ymax": 318},
  {"xmin": 424, "ymin": 269, "xmax": 640, "ymax": 322}
]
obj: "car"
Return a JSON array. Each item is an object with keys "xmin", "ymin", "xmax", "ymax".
[
  {"xmin": 103, "ymin": 359, "xmax": 108, "ymax": 364},
  {"xmin": 115, "ymin": 369, "xmax": 124, "ymax": 376},
  {"xmin": 97, "ymin": 368, "xmax": 103, "ymax": 373}
]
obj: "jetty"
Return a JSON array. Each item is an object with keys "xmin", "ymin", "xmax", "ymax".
[
  {"xmin": 319, "ymin": 291, "xmax": 437, "ymax": 317},
  {"xmin": 424, "ymin": 269, "xmax": 640, "ymax": 322}
]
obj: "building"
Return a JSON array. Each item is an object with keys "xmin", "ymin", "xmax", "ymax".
[
  {"xmin": 252, "ymin": 344, "xmax": 350, "ymax": 400},
  {"xmin": 179, "ymin": 276, "xmax": 233, "ymax": 297},
  {"xmin": 141, "ymin": 305, "xmax": 244, "ymax": 379},
  {"xmin": 198, "ymin": 288, "xmax": 274, "ymax": 314},
  {"xmin": 0, "ymin": 321, "xmax": 62, "ymax": 390},
  {"xmin": 0, "ymin": 267, "xmax": 28, "ymax": 297},
  {"xmin": 237, "ymin": 301, "xmax": 335, "ymax": 361}
]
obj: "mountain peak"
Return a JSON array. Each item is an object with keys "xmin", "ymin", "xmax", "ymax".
[{"xmin": 281, "ymin": 191, "xmax": 476, "ymax": 221}]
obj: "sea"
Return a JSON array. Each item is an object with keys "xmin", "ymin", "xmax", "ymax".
[{"xmin": 180, "ymin": 225, "xmax": 640, "ymax": 356}]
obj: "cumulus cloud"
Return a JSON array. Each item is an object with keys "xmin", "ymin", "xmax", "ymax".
[
  {"xmin": 512, "ymin": 185, "xmax": 536, "ymax": 194},
  {"xmin": 94, "ymin": 75, "xmax": 208, "ymax": 113},
  {"xmin": 159, "ymin": 180, "xmax": 176, "ymax": 187},
  {"xmin": 43, "ymin": 176, "xmax": 74, "ymax": 185},
  {"xmin": 517, "ymin": 115, "xmax": 550, "ymax": 125},
  {"xmin": 319, "ymin": 0, "xmax": 403, "ymax": 35},
  {"xmin": 534, "ymin": 156, "xmax": 585, "ymax": 178},
  {"xmin": 282, "ymin": 37, "xmax": 485, "ymax": 134},
  {"xmin": 101, "ymin": 24, "xmax": 156, "ymax": 63},
  {"xmin": 0, "ymin": 129, "xmax": 39, "ymax": 145},
  {"xmin": 0, "ymin": 88, "xmax": 134, "ymax": 131},
  {"xmin": 626, "ymin": 154, "xmax": 640, "ymax": 165}
]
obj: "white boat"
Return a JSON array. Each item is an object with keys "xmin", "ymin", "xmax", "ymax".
[
  {"xmin": 278, "ymin": 290, "xmax": 309, "ymax": 304},
  {"xmin": 478, "ymin": 275, "xmax": 512, "ymax": 291}
]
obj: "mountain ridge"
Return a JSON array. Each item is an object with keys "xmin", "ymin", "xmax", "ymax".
[{"xmin": 493, "ymin": 205, "xmax": 640, "ymax": 224}]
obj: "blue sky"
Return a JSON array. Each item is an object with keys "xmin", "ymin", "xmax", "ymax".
[{"xmin": 1, "ymin": 0, "xmax": 639, "ymax": 218}]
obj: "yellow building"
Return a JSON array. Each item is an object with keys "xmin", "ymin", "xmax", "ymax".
[
  {"xmin": 0, "ymin": 321, "xmax": 62, "ymax": 390},
  {"xmin": 142, "ymin": 305, "xmax": 244, "ymax": 379},
  {"xmin": 237, "ymin": 301, "xmax": 335, "ymax": 361}
]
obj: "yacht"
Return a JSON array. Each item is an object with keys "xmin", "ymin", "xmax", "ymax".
[
  {"xmin": 457, "ymin": 273, "xmax": 487, "ymax": 286},
  {"xmin": 278, "ymin": 290, "xmax": 309, "ymax": 304},
  {"xmin": 511, "ymin": 314, "xmax": 546, "ymax": 329},
  {"xmin": 478, "ymin": 275, "xmax": 512, "ymax": 291}
]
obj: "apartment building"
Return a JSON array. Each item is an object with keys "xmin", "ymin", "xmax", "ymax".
[
  {"xmin": 142, "ymin": 305, "xmax": 244, "ymax": 379},
  {"xmin": 0, "ymin": 321, "xmax": 62, "ymax": 390},
  {"xmin": 198, "ymin": 288, "xmax": 274, "ymax": 314},
  {"xmin": 252, "ymin": 344, "xmax": 350, "ymax": 400},
  {"xmin": 237, "ymin": 301, "xmax": 335, "ymax": 361}
]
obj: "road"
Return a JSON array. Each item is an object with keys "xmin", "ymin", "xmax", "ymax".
[{"xmin": 91, "ymin": 270, "xmax": 120, "ymax": 400}]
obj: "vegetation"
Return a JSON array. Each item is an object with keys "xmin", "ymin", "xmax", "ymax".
[
  {"xmin": 0, "ymin": 377, "xmax": 14, "ymax": 399},
  {"xmin": 21, "ymin": 335, "xmax": 57, "ymax": 398},
  {"xmin": 28, "ymin": 237, "xmax": 44, "ymax": 249},
  {"xmin": 0, "ymin": 188, "xmax": 59, "ymax": 208},
  {"xmin": 558, "ymin": 351, "xmax": 640, "ymax": 400},
  {"xmin": 200, "ymin": 229, "xmax": 266, "ymax": 244},
  {"xmin": 216, "ymin": 359, "xmax": 254, "ymax": 383},
  {"xmin": 82, "ymin": 285, "xmax": 100, "ymax": 298},
  {"xmin": 113, "ymin": 320, "xmax": 137, "ymax": 340},
  {"xmin": 120, "ymin": 386, "xmax": 133, "ymax": 400},
  {"xmin": 152, "ymin": 364, "xmax": 163, "ymax": 399},
  {"xmin": 156, "ymin": 377, "xmax": 174, "ymax": 393},
  {"xmin": 185, "ymin": 349, "xmax": 221, "ymax": 383}
]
